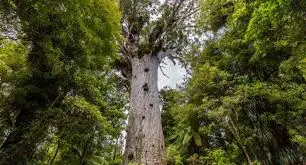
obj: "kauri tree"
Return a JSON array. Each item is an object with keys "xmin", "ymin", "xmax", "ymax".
[{"xmin": 118, "ymin": 0, "xmax": 199, "ymax": 164}]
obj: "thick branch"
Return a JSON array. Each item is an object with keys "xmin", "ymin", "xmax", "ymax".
[
  {"xmin": 157, "ymin": 49, "xmax": 176, "ymax": 62},
  {"xmin": 113, "ymin": 58, "xmax": 132, "ymax": 82}
]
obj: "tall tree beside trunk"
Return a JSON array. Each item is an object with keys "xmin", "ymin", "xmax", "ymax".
[
  {"xmin": 0, "ymin": 0, "xmax": 121, "ymax": 164},
  {"xmin": 118, "ymin": 0, "xmax": 199, "ymax": 164}
]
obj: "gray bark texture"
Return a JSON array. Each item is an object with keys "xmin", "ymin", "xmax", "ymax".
[{"xmin": 124, "ymin": 54, "xmax": 166, "ymax": 165}]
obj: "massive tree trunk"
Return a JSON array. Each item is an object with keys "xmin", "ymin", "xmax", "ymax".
[
  {"xmin": 124, "ymin": 54, "xmax": 166, "ymax": 165},
  {"xmin": 119, "ymin": 1, "xmax": 197, "ymax": 163}
]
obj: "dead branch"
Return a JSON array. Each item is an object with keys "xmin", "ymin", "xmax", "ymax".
[{"xmin": 159, "ymin": 65, "xmax": 169, "ymax": 78}]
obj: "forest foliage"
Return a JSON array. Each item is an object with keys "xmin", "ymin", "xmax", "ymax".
[
  {"xmin": 0, "ymin": 0, "xmax": 305, "ymax": 164},
  {"xmin": 162, "ymin": 0, "xmax": 306, "ymax": 164},
  {"xmin": 0, "ymin": 0, "xmax": 125, "ymax": 164}
]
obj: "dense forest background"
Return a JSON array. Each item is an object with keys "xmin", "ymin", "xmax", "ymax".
[{"xmin": 0, "ymin": 0, "xmax": 305, "ymax": 164}]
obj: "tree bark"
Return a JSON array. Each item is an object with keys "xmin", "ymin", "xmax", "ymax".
[{"xmin": 124, "ymin": 54, "xmax": 166, "ymax": 165}]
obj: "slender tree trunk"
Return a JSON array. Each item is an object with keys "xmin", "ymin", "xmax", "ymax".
[
  {"xmin": 228, "ymin": 116, "xmax": 252, "ymax": 165},
  {"xmin": 240, "ymin": 145, "xmax": 252, "ymax": 165},
  {"xmin": 50, "ymin": 142, "xmax": 59, "ymax": 165},
  {"xmin": 124, "ymin": 54, "xmax": 166, "ymax": 165},
  {"xmin": 79, "ymin": 135, "xmax": 92, "ymax": 165},
  {"xmin": 112, "ymin": 136, "xmax": 120, "ymax": 161}
]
